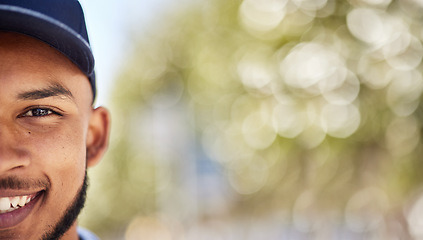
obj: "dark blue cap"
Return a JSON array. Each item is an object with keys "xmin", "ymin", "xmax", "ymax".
[{"xmin": 0, "ymin": 0, "xmax": 96, "ymax": 100}]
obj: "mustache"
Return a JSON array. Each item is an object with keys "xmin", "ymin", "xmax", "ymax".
[{"xmin": 0, "ymin": 176, "xmax": 50, "ymax": 190}]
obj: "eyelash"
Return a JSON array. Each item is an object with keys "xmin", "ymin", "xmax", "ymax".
[{"xmin": 19, "ymin": 107, "xmax": 62, "ymax": 118}]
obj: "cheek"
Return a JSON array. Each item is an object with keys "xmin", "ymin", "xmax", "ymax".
[{"xmin": 27, "ymin": 122, "xmax": 87, "ymax": 177}]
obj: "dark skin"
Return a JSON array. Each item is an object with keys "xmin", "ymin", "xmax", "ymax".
[{"xmin": 0, "ymin": 32, "xmax": 110, "ymax": 239}]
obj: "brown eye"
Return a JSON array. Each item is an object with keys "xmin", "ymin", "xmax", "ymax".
[{"xmin": 22, "ymin": 108, "xmax": 53, "ymax": 117}]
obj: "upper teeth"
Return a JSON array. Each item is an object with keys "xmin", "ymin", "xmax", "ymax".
[{"xmin": 0, "ymin": 195, "xmax": 33, "ymax": 213}]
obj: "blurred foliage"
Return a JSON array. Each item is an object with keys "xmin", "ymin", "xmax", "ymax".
[{"xmin": 81, "ymin": 0, "xmax": 423, "ymax": 238}]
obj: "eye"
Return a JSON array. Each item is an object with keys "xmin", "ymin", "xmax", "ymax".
[{"xmin": 20, "ymin": 108, "xmax": 58, "ymax": 117}]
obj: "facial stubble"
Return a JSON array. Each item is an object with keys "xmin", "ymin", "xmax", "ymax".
[{"xmin": 41, "ymin": 171, "xmax": 88, "ymax": 240}]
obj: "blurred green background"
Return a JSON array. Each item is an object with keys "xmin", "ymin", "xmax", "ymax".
[{"xmin": 79, "ymin": 0, "xmax": 423, "ymax": 239}]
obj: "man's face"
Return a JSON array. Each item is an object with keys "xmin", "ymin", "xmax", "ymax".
[{"xmin": 0, "ymin": 32, "xmax": 108, "ymax": 239}]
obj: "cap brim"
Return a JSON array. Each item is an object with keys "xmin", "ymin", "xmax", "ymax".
[{"xmin": 0, "ymin": 5, "xmax": 96, "ymax": 98}]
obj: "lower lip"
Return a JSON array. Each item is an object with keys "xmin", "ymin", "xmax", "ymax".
[{"xmin": 0, "ymin": 192, "xmax": 43, "ymax": 229}]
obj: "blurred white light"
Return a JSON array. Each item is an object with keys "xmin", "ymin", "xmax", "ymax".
[
  {"xmin": 227, "ymin": 160, "xmax": 269, "ymax": 195},
  {"xmin": 239, "ymin": 0, "xmax": 288, "ymax": 32},
  {"xmin": 357, "ymin": 55, "xmax": 392, "ymax": 89},
  {"xmin": 125, "ymin": 216, "xmax": 173, "ymax": 240},
  {"xmin": 238, "ymin": 61, "xmax": 273, "ymax": 89},
  {"xmin": 359, "ymin": 0, "xmax": 392, "ymax": 7},
  {"xmin": 320, "ymin": 103, "xmax": 361, "ymax": 138},
  {"xmin": 292, "ymin": 0, "xmax": 328, "ymax": 11},
  {"xmin": 322, "ymin": 70, "xmax": 360, "ymax": 105},
  {"xmin": 237, "ymin": 48, "xmax": 276, "ymax": 89},
  {"xmin": 242, "ymin": 110, "xmax": 277, "ymax": 149},
  {"xmin": 318, "ymin": 66, "xmax": 348, "ymax": 93},
  {"xmin": 298, "ymin": 124, "xmax": 326, "ymax": 148},
  {"xmin": 283, "ymin": 5, "xmax": 316, "ymax": 26},
  {"xmin": 347, "ymin": 8, "xmax": 390, "ymax": 45},
  {"xmin": 407, "ymin": 192, "xmax": 423, "ymax": 239},
  {"xmin": 382, "ymin": 31, "xmax": 411, "ymax": 58},
  {"xmin": 201, "ymin": 125, "xmax": 254, "ymax": 165},
  {"xmin": 387, "ymin": 70, "xmax": 423, "ymax": 116},
  {"xmin": 293, "ymin": 190, "xmax": 318, "ymax": 232},
  {"xmin": 272, "ymin": 103, "xmax": 306, "ymax": 138},
  {"xmin": 291, "ymin": 101, "xmax": 328, "ymax": 148},
  {"xmin": 280, "ymin": 42, "xmax": 346, "ymax": 95},
  {"xmin": 315, "ymin": 0, "xmax": 336, "ymax": 18},
  {"xmin": 385, "ymin": 35, "xmax": 423, "ymax": 70},
  {"xmin": 345, "ymin": 188, "xmax": 389, "ymax": 232}
]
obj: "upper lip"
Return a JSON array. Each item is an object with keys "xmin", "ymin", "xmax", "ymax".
[
  {"xmin": 0, "ymin": 190, "xmax": 44, "ymax": 229},
  {"xmin": 0, "ymin": 190, "xmax": 44, "ymax": 198}
]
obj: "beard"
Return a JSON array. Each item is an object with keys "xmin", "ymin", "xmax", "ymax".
[{"xmin": 41, "ymin": 171, "xmax": 88, "ymax": 240}]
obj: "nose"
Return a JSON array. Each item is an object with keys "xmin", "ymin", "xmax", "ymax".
[{"xmin": 0, "ymin": 124, "xmax": 31, "ymax": 173}]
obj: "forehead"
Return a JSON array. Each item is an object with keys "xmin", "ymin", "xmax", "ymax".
[
  {"xmin": 0, "ymin": 32, "xmax": 92, "ymax": 103},
  {"xmin": 0, "ymin": 32, "xmax": 75, "ymax": 71}
]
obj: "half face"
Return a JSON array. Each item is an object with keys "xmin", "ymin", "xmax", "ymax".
[{"xmin": 0, "ymin": 32, "xmax": 102, "ymax": 239}]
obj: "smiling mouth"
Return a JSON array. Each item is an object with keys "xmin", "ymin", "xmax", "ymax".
[
  {"xmin": 0, "ymin": 193, "xmax": 39, "ymax": 214},
  {"xmin": 0, "ymin": 191, "xmax": 44, "ymax": 229}
]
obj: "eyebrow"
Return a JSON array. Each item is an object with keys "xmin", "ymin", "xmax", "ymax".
[{"xmin": 17, "ymin": 83, "xmax": 74, "ymax": 101}]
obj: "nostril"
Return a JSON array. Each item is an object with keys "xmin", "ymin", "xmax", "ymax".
[
  {"xmin": 10, "ymin": 165, "xmax": 26, "ymax": 171},
  {"xmin": 0, "ymin": 147, "xmax": 31, "ymax": 172}
]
